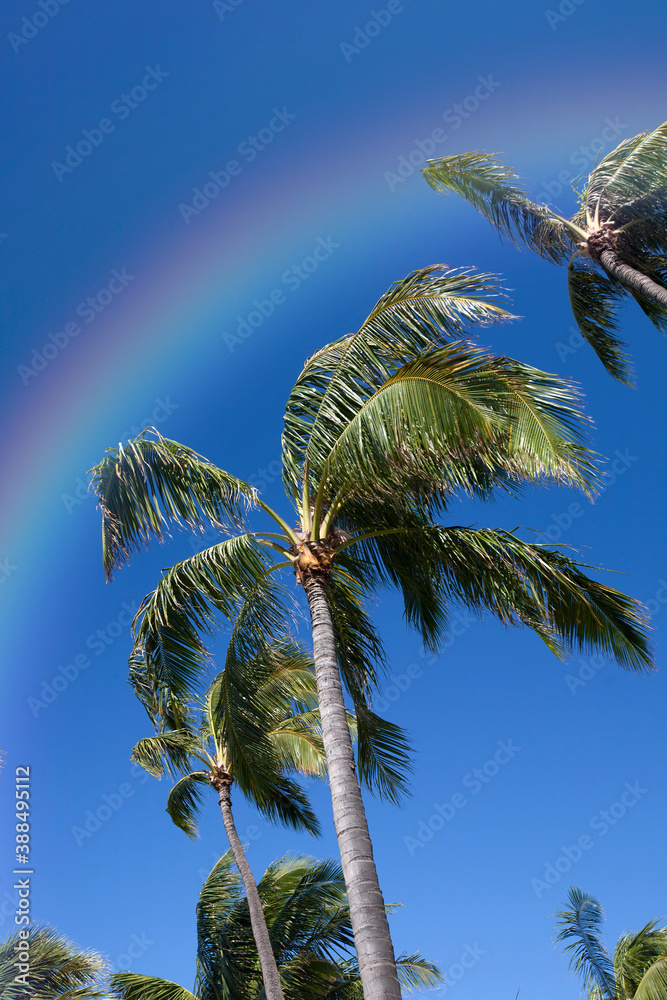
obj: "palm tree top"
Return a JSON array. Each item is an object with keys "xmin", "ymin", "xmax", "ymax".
[
  {"xmin": 555, "ymin": 886, "xmax": 667, "ymax": 1000},
  {"xmin": 423, "ymin": 122, "xmax": 667, "ymax": 383},
  {"xmin": 110, "ymin": 849, "xmax": 442, "ymax": 1000}
]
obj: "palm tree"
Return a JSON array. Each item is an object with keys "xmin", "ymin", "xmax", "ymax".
[
  {"xmin": 0, "ymin": 923, "xmax": 108, "ymax": 999},
  {"xmin": 91, "ymin": 264, "xmax": 652, "ymax": 1000},
  {"xmin": 555, "ymin": 886, "xmax": 667, "ymax": 1000},
  {"xmin": 423, "ymin": 122, "xmax": 667, "ymax": 382},
  {"xmin": 109, "ymin": 850, "xmax": 441, "ymax": 1000},
  {"xmin": 132, "ymin": 638, "xmax": 329, "ymax": 1000}
]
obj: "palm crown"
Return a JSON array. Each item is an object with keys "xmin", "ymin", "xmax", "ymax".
[
  {"xmin": 109, "ymin": 851, "xmax": 441, "ymax": 1000},
  {"xmin": 423, "ymin": 123, "xmax": 667, "ymax": 382},
  {"xmin": 132, "ymin": 639, "xmax": 329, "ymax": 838},
  {"xmin": 91, "ymin": 263, "xmax": 652, "ymax": 1000},
  {"xmin": 556, "ymin": 887, "xmax": 667, "ymax": 1000}
]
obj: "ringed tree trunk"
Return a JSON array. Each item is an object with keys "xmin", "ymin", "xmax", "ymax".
[
  {"xmin": 587, "ymin": 233, "xmax": 667, "ymax": 309},
  {"xmin": 217, "ymin": 780, "xmax": 285, "ymax": 1000},
  {"xmin": 304, "ymin": 576, "xmax": 402, "ymax": 1000}
]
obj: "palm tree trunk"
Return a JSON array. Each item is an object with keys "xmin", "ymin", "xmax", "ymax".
[
  {"xmin": 304, "ymin": 576, "xmax": 402, "ymax": 1000},
  {"xmin": 217, "ymin": 783, "xmax": 285, "ymax": 1000},
  {"xmin": 597, "ymin": 248, "xmax": 667, "ymax": 308}
]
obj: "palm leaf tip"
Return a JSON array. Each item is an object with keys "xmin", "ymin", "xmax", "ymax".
[
  {"xmin": 422, "ymin": 151, "xmax": 576, "ymax": 263},
  {"xmin": 89, "ymin": 429, "xmax": 257, "ymax": 579}
]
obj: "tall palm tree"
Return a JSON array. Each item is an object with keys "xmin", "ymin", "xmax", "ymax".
[
  {"xmin": 132, "ymin": 638, "xmax": 327, "ymax": 1000},
  {"xmin": 109, "ymin": 850, "xmax": 441, "ymax": 1000},
  {"xmin": 91, "ymin": 265, "xmax": 652, "ymax": 1000},
  {"xmin": 0, "ymin": 923, "xmax": 108, "ymax": 1000},
  {"xmin": 555, "ymin": 886, "xmax": 667, "ymax": 1000},
  {"xmin": 423, "ymin": 122, "xmax": 667, "ymax": 382}
]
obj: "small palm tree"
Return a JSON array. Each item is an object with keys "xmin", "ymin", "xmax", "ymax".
[
  {"xmin": 109, "ymin": 851, "xmax": 441, "ymax": 1000},
  {"xmin": 92, "ymin": 265, "xmax": 652, "ymax": 1000},
  {"xmin": 423, "ymin": 123, "xmax": 667, "ymax": 382},
  {"xmin": 555, "ymin": 886, "xmax": 667, "ymax": 1000},
  {"xmin": 132, "ymin": 637, "xmax": 331, "ymax": 1000},
  {"xmin": 0, "ymin": 923, "xmax": 108, "ymax": 1000}
]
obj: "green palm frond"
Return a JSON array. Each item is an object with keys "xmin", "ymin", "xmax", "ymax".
[
  {"xmin": 555, "ymin": 887, "xmax": 616, "ymax": 1000},
  {"xmin": 586, "ymin": 123, "xmax": 667, "ymax": 221},
  {"xmin": 422, "ymin": 151, "xmax": 578, "ymax": 260},
  {"xmin": 109, "ymin": 973, "xmax": 198, "ymax": 1000},
  {"xmin": 615, "ymin": 922, "xmax": 667, "ymax": 1000},
  {"xmin": 317, "ymin": 341, "xmax": 598, "ymax": 506},
  {"xmin": 421, "ymin": 526, "xmax": 652, "ymax": 670},
  {"xmin": 282, "ymin": 266, "xmax": 512, "ymax": 499},
  {"xmin": 89, "ymin": 429, "xmax": 257, "ymax": 579},
  {"xmin": 635, "ymin": 954, "xmax": 667, "ymax": 1000},
  {"xmin": 325, "ymin": 569, "xmax": 413, "ymax": 803},
  {"xmin": 0, "ymin": 924, "xmax": 108, "ymax": 1000},
  {"xmin": 130, "ymin": 535, "xmax": 275, "ymax": 721},
  {"xmin": 131, "ymin": 730, "xmax": 206, "ymax": 778},
  {"xmin": 567, "ymin": 253, "xmax": 632, "ymax": 383},
  {"xmin": 395, "ymin": 952, "xmax": 444, "ymax": 992},
  {"xmin": 166, "ymin": 770, "xmax": 211, "ymax": 838}
]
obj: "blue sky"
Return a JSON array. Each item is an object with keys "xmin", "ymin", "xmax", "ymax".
[{"xmin": 2, "ymin": 0, "xmax": 666, "ymax": 997}]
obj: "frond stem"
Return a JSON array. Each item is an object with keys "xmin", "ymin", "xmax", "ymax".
[{"xmin": 257, "ymin": 500, "xmax": 301, "ymax": 546}]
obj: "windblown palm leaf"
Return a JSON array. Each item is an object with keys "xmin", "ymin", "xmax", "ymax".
[
  {"xmin": 0, "ymin": 924, "xmax": 108, "ymax": 1000},
  {"xmin": 109, "ymin": 852, "xmax": 441, "ymax": 1000},
  {"xmin": 556, "ymin": 888, "xmax": 667, "ymax": 1000},
  {"xmin": 423, "ymin": 125, "xmax": 667, "ymax": 382},
  {"xmin": 282, "ymin": 266, "xmax": 512, "ymax": 500},
  {"xmin": 90, "ymin": 430, "xmax": 257, "ymax": 578}
]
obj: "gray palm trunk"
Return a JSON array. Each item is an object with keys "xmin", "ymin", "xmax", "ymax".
[
  {"xmin": 596, "ymin": 248, "xmax": 667, "ymax": 309},
  {"xmin": 217, "ymin": 783, "xmax": 285, "ymax": 1000},
  {"xmin": 304, "ymin": 577, "xmax": 402, "ymax": 1000}
]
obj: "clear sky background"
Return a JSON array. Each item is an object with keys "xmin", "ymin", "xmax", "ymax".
[{"xmin": 1, "ymin": 1, "xmax": 666, "ymax": 997}]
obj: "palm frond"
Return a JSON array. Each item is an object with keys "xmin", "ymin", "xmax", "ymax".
[
  {"xmin": 282, "ymin": 266, "xmax": 512, "ymax": 500},
  {"xmin": 587, "ymin": 123, "xmax": 667, "ymax": 222},
  {"xmin": 615, "ymin": 922, "xmax": 667, "ymax": 1000},
  {"xmin": 555, "ymin": 887, "xmax": 616, "ymax": 1000},
  {"xmin": 130, "ymin": 535, "xmax": 274, "ymax": 723},
  {"xmin": 109, "ymin": 973, "xmax": 198, "ymax": 1000},
  {"xmin": 131, "ymin": 730, "xmax": 204, "ymax": 779},
  {"xmin": 395, "ymin": 952, "xmax": 444, "ymax": 992},
  {"xmin": 422, "ymin": 151, "xmax": 577, "ymax": 261},
  {"xmin": 166, "ymin": 770, "xmax": 211, "ymax": 838},
  {"xmin": 567, "ymin": 254, "xmax": 632, "ymax": 383},
  {"xmin": 422, "ymin": 526, "xmax": 652, "ymax": 670},
  {"xmin": 89, "ymin": 429, "xmax": 257, "ymax": 578},
  {"xmin": 0, "ymin": 924, "xmax": 108, "ymax": 1000},
  {"xmin": 318, "ymin": 341, "xmax": 598, "ymax": 506}
]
